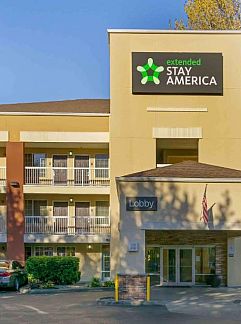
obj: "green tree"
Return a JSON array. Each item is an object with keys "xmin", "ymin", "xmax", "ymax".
[{"xmin": 175, "ymin": 0, "xmax": 241, "ymax": 30}]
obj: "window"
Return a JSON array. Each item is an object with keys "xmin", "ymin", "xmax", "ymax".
[
  {"xmin": 195, "ymin": 247, "xmax": 216, "ymax": 285},
  {"xmin": 25, "ymin": 153, "xmax": 46, "ymax": 167},
  {"xmin": 145, "ymin": 247, "xmax": 160, "ymax": 285},
  {"xmin": 145, "ymin": 247, "xmax": 160, "ymax": 274},
  {"xmin": 96, "ymin": 201, "xmax": 109, "ymax": 217},
  {"xmin": 57, "ymin": 247, "xmax": 75, "ymax": 257},
  {"xmin": 53, "ymin": 202, "xmax": 68, "ymax": 216},
  {"xmin": 24, "ymin": 200, "xmax": 47, "ymax": 216},
  {"xmin": 25, "ymin": 154, "xmax": 33, "ymax": 167},
  {"xmin": 25, "ymin": 246, "xmax": 32, "ymax": 260},
  {"xmin": 25, "ymin": 153, "xmax": 47, "ymax": 177},
  {"xmin": 25, "ymin": 200, "xmax": 33, "ymax": 217},
  {"xmin": 102, "ymin": 251, "xmax": 110, "ymax": 280},
  {"xmin": 35, "ymin": 247, "xmax": 53, "ymax": 257},
  {"xmin": 156, "ymin": 139, "xmax": 198, "ymax": 165},
  {"xmin": 95, "ymin": 154, "xmax": 109, "ymax": 178}
]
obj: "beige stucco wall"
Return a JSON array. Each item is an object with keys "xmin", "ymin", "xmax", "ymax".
[
  {"xmin": 25, "ymin": 243, "xmax": 107, "ymax": 281},
  {"xmin": 227, "ymin": 237, "xmax": 241, "ymax": 287},
  {"xmin": 109, "ymin": 31, "xmax": 241, "ymax": 276},
  {"xmin": 116, "ymin": 181, "xmax": 241, "ymax": 275},
  {"xmin": 24, "ymin": 194, "xmax": 109, "ymax": 217},
  {"xmin": 0, "ymin": 116, "xmax": 109, "ymax": 142}
]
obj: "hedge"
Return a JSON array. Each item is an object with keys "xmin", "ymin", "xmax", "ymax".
[{"xmin": 26, "ymin": 256, "xmax": 80, "ymax": 285}]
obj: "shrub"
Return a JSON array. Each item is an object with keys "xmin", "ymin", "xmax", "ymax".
[
  {"xmin": 26, "ymin": 256, "xmax": 80, "ymax": 285},
  {"xmin": 103, "ymin": 280, "xmax": 115, "ymax": 288},
  {"xmin": 90, "ymin": 277, "xmax": 102, "ymax": 287},
  {"xmin": 40, "ymin": 281, "xmax": 55, "ymax": 289}
]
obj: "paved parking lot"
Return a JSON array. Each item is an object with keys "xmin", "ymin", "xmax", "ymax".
[
  {"xmin": 0, "ymin": 288, "xmax": 241, "ymax": 323},
  {"xmin": 152, "ymin": 286, "xmax": 241, "ymax": 321}
]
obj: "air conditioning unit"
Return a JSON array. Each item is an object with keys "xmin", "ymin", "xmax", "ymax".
[{"xmin": 128, "ymin": 242, "xmax": 139, "ymax": 252}]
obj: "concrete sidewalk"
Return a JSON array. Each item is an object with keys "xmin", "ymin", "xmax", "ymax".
[
  {"xmin": 20, "ymin": 283, "xmax": 114, "ymax": 295},
  {"xmin": 151, "ymin": 286, "xmax": 241, "ymax": 321}
]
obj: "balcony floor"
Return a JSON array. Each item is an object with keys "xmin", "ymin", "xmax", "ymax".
[{"xmin": 24, "ymin": 233, "xmax": 110, "ymax": 244}]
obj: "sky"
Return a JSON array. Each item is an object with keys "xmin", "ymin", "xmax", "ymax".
[{"xmin": 0, "ymin": 0, "xmax": 186, "ymax": 104}]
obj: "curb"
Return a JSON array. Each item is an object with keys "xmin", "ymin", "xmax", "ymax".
[
  {"xmin": 20, "ymin": 286, "xmax": 114, "ymax": 295},
  {"xmin": 97, "ymin": 297, "xmax": 165, "ymax": 307}
]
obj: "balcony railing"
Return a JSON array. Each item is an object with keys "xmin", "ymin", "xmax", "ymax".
[
  {"xmin": 25, "ymin": 167, "xmax": 110, "ymax": 186},
  {"xmin": 0, "ymin": 167, "xmax": 6, "ymax": 186},
  {"xmin": 25, "ymin": 216, "xmax": 110, "ymax": 235},
  {"xmin": 0, "ymin": 215, "xmax": 6, "ymax": 233}
]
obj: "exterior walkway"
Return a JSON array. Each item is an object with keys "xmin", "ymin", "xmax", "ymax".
[{"xmin": 152, "ymin": 286, "xmax": 241, "ymax": 321}]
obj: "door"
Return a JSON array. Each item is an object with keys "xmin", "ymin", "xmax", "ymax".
[
  {"xmin": 74, "ymin": 156, "xmax": 89, "ymax": 185},
  {"xmin": 179, "ymin": 248, "xmax": 193, "ymax": 285},
  {"xmin": 162, "ymin": 248, "xmax": 177, "ymax": 285},
  {"xmin": 53, "ymin": 202, "xmax": 68, "ymax": 233},
  {"xmin": 75, "ymin": 202, "xmax": 90, "ymax": 233},
  {"xmin": 161, "ymin": 247, "xmax": 194, "ymax": 286},
  {"xmin": 53, "ymin": 155, "xmax": 67, "ymax": 185}
]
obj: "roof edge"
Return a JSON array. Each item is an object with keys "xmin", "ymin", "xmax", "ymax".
[
  {"xmin": 107, "ymin": 29, "xmax": 241, "ymax": 44},
  {"xmin": 108, "ymin": 29, "xmax": 241, "ymax": 35},
  {"xmin": 0, "ymin": 98, "xmax": 110, "ymax": 107},
  {"xmin": 116, "ymin": 177, "xmax": 241, "ymax": 183},
  {"xmin": 0, "ymin": 112, "xmax": 110, "ymax": 117}
]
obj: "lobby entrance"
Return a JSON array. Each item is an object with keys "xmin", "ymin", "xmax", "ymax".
[
  {"xmin": 146, "ymin": 245, "xmax": 216, "ymax": 286},
  {"xmin": 162, "ymin": 247, "xmax": 193, "ymax": 285}
]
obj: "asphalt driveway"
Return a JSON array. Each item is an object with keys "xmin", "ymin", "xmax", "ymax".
[
  {"xmin": 0, "ymin": 287, "xmax": 241, "ymax": 323},
  {"xmin": 152, "ymin": 286, "xmax": 241, "ymax": 321}
]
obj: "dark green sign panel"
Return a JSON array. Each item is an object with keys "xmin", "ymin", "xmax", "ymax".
[
  {"xmin": 132, "ymin": 52, "xmax": 223, "ymax": 95},
  {"xmin": 126, "ymin": 197, "xmax": 157, "ymax": 211}
]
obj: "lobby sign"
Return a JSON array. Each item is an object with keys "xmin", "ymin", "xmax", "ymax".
[
  {"xmin": 126, "ymin": 197, "xmax": 157, "ymax": 211},
  {"xmin": 132, "ymin": 52, "xmax": 223, "ymax": 95}
]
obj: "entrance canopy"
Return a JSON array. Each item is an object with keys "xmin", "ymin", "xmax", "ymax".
[{"xmin": 118, "ymin": 160, "xmax": 241, "ymax": 183}]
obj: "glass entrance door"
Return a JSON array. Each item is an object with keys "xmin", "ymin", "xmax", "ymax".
[
  {"xmin": 161, "ymin": 247, "xmax": 194, "ymax": 286},
  {"xmin": 179, "ymin": 248, "xmax": 193, "ymax": 285},
  {"xmin": 162, "ymin": 248, "xmax": 177, "ymax": 285}
]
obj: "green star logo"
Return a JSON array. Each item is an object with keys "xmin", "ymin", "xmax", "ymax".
[{"xmin": 137, "ymin": 58, "xmax": 164, "ymax": 85}]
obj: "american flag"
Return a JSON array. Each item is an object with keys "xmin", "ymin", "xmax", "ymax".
[{"xmin": 201, "ymin": 184, "xmax": 208, "ymax": 224}]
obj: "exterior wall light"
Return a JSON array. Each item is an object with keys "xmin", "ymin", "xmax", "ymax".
[
  {"xmin": 69, "ymin": 151, "xmax": 73, "ymax": 156},
  {"xmin": 69, "ymin": 198, "xmax": 73, "ymax": 203},
  {"xmin": 10, "ymin": 181, "xmax": 20, "ymax": 188},
  {"xmin": 87, "ymin": 244, "xmax": 92, "ymax": 250}
]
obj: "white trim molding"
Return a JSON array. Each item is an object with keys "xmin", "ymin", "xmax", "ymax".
[
  {"xmin": 20, "ymin": 131, "xmax": 109, "ymax": 143},
  {"xmin": 153, "ymin": 127, "xmax": 202, "ymax": 139},
  {"xmin": 147, "ymin": 107, "xmax": 208, "ymax": 113},
  {"xmin": 0, "ymin": 131, "xmax": 8, "ymax": 142}
]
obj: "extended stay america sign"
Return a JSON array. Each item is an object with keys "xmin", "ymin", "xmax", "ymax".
[{"xmin": 132, "ymin": 52, "xmax": 223, "ymax": 95}]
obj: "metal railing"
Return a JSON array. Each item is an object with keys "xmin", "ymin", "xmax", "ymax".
[
  {"xmin": 25, "ymin": 216, "xmax": 110, "ymax": 235},
  {"xmin": 0, "ymin": 167, "xmax": 6, "ymax": 186},
  {"xmin": 25, "ymin": 167, "xmax": 110, "ymax": 186},
  {"xmin": 0, "ymin": 215, "xmax": 6, "ymax": 233}
]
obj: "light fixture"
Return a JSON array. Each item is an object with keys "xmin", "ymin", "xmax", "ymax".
[
  {"xmin": 69, "ymin": 151, "xmax": 73, "ymax": 156},
  {"xmin": 69, "ymin": 198, "xmax": 73, "ymax": 203},
  {"xmin": 87, "ymin": 244, "xmax": 92, "ymax": 250},
  {"xmin": 10, "ymin": 181, "xmax": 20, "ymax": 188}
]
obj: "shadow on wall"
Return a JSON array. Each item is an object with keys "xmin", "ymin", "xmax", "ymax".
[
  {"xmin": 112, "ymin": 180, "xmax": 241, "ymax": 275},
  {"xmin": 6, "ymin": 185, "xmax": 25, "ymax": 262},
  {"xmin": 79, "ymin": 250, "xmax": 102, "ymax": 281},
  {"xmin": 142, "ymin": 182, "xmax": 240, "ymax": 230}
]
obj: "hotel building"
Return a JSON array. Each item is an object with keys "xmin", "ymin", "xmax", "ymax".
[{"xmin": 1, "ymin": 30, "xmax": 241, "ymax": 286}]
